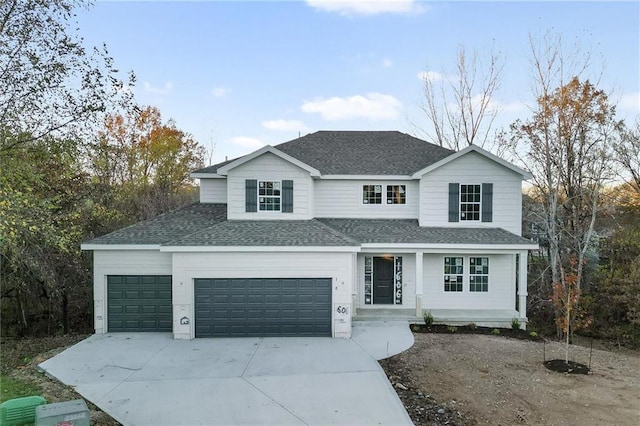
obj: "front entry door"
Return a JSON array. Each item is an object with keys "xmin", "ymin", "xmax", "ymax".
[{"xmin": 373, "ymin": 257, "xmax": 394, "ymax": 304}]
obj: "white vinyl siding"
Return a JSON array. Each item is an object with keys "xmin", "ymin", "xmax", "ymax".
[
  {"xmin": 226, "ymin": 152, "xmax": 313, "ymax": 220},
  {"xmin": 315, "ymin": 180, "xmax": 418, "ymax": 219},
  {"xmin": 199, "ymin": 178, "xmax": 227, "ymax": 203},
  {"xmin": 92, "ymin": 250, "xmax": 173, "ymax": 334},
  {"xmin": 171, "ymin": 251, "xmax": 355, "ymax": 339},
  {"xmin": 419, "ymin": 151, "xmax": 523, "ymax": 235},
  {"xmin": 421, "ymin": 253, "xmax": 514, "ymax": 311}
]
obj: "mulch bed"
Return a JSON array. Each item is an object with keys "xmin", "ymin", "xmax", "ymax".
[
  {"xmin": 410, "ymin": 323, "xmax": 543, "ymax": 341},
  {"xmin": 543, "ymin": 359, "xmax": 590, "ymax": 374}
]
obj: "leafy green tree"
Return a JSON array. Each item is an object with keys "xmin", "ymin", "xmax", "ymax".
[{"xmin": 0, "ymin": 0, "xmax": 134, "ymax": 154}]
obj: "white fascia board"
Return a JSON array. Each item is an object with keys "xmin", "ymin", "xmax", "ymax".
[
  {"xmin": 160, "ymin": 245, "xmax": 361, "ymax": 253},
  {"xmin": 360, "ymin": 243, "xmax": 539, "ymax": 252},
  {"xmin": 320, "ymin": 174, "xmax": 414, "ymax": 180},
  {"xmin": 411, "ymin": 145, "xmax": 532, "ymax": 179},
  {"xmin": 80, "ymin": 244, "xmax": 162, "ymax": 251},
  {"xmin": 217, "ymin": 145, "xmax": 321, "ymax": 177},
  {"xmin": 190, "ymin": 173, "xmax": 226, "ymax": 179}
]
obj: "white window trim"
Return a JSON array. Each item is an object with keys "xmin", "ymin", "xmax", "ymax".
[
  {"xmin": 258, "ymin": 180, "xmax": 282, "ymax": 212},
  {"xmin": 362, "ymin": 184, "xmax": 407, "ymax": 206},
  {"xmin": 459, "ymin": 183, "xmax": 482, "ymax": 222},
  {"xmin": 442, "ymin": 255, "xmax": 491, "ymax": 293},
  {"xmin": 443, "ymin": 256, "xmax": 464, "ymax": 292}
]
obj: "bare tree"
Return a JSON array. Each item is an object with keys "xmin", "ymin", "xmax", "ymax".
[
  {"xmin": 614, "ymin": 117, "xmax": 640, "ymax": 194},
  {"xmin": 500, "ymin": 33, "xmax": 620, "ymax": 346},
  {"xmin": 418, "ymin": 43, "xmax": 504, "ymax": 150}
]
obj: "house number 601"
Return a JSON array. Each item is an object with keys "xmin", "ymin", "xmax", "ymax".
[{"xmin": 336, "ymin": 305, "xmax": 348, "ymax": 314}]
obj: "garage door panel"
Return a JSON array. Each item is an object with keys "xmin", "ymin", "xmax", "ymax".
[
  {"xmin": 195, "ymin": 278, "xmax": 331, "ymax": 337},
  {"xmin": 108, "ymin": 275, "xmax": 172, "ymax": 332}
]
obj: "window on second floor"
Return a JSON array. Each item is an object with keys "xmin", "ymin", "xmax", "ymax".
[
  {"xmin": 363, "ymin": 185, "xmax": 383, "ymax": 204},
  {"xmin": 258, "ymin": 180, "xmax": 281, "ymax": 211},
  {"xmin": 387, "ymin": 185, "xmax": 406, "ymax": 204},
  {"xmin": 449, "ymin": 182, "xmax": 493, "ymax": 223},
  {"xmin": 460, "ymin": 184, "xmax": 481, "ymax": 221}
]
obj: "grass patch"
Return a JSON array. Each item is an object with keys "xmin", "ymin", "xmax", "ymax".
[{"xmin": 0, "ymin": 374, "xmax": 43, "ymax": 403}]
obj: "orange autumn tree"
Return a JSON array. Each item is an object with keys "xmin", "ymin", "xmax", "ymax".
[
  {"xmin": 551, "ymin": 256, "xmax": 593, "ymax": 363},
  {"xmin": 91, "ymin": 105, "xmax": 205, "ymax": 223}
]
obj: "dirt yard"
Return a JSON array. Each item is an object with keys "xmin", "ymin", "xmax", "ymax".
[{"xmin": 380, "ymin": 333, "xmax": 640, "ymax": 426}]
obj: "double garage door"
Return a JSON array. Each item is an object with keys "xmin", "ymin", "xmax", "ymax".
[
  {"xmin": 194, "ymin": 278, "xmax": 332, "ymax": 337},
  {"xmin": 107, "ymin": 276, "xmax": 332, "ymax": 337}
]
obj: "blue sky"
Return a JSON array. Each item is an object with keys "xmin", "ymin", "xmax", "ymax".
[{"xmin": 77, "ymin": 1, "xmax": 640, "ymax": 164}]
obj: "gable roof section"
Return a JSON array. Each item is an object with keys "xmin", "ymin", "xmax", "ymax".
[
  {"xmin": 193, "ymin": 131, "xmax": 455, "ymax": 176},
  {"xmin": 214, "ymin": 145, "xmax": 321, "ymax": 177},
  {"xmin": 319, "ymin": 218, "xmax": 536, "ymax": 247},
  {"xmin": 411, "ymin": 144, "xmax": 531, "ymax": 179},
  {"xmin": 81, "ymin": 203, "xmax": 227, "ymax": 248}
]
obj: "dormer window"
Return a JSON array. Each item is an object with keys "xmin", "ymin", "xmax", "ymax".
[{"xmin": 258, "ymin": 181, "xmax": 281, "ymax": 211}]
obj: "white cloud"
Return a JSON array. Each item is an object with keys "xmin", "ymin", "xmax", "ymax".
[
  {"xmin": 305, "ymin": 0, "xmax": 426, "ymax": 16},
  {"xmin": 262, "ymin": 119, "xmax": 310, "ymax": 132},
  {"xmin": 417, "ymin": 71, "xmax": 444, "ymax": 83},
  {"xmin": 229, "ymin": 136, "xmax": 265, "ymax": 149},
  {"xmin": 301, "ymin": 93, "xmax": 402, "ymax": 121},
  {"xmin": 619, "ymin": 91, "xmax": 640, "ymax": 113},
  {"xmin": 383, "ymin": 58, "xmax": 393, "ymax": 68},
  {"xmin": 212, "ymin": 87, "xmax": 230, "ymax": 98},
  {"xmin": 143, "ymin": 81, "xmax": 173, "ymax": 95}
]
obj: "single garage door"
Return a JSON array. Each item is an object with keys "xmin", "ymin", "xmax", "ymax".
[
  {"xmin": 194, "ymin": 278, "xmax": 332, "ymax": 337},
  {"xmin": 107, "ymin": 275, "xmax": 172, "ymax": 332}
]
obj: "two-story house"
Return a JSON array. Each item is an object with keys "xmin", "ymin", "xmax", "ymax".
[{"xmin": 82, "ymin": 131, "xmax": 538, "ymax": 339}]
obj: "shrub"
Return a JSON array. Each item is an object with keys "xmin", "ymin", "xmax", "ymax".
[
  {"xmin": 511, "ymin": 318, "xmax": 521, "ymax": 330},
  {"xmin": 491, "ymin": 328, "xmax": 501, "ymax": 335},
  {"xmin": 467, "ymin": 322, "xmax": 477, "ymax": 330},
  {"xmin": 529, "ymin": 331, "xmax": 538, "ymax": 339},
  {"xmin": 423, "ymin": 311, "xmax": 434, "ymax": 326},
  {"xmin": 447, "ymin": 325, "xmax": 457, "ymax": 333}
]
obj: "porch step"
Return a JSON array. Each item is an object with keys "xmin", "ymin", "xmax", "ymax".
[{"xmin": 353, "ymin": 308, "xmax": 420, "ymax": 322}]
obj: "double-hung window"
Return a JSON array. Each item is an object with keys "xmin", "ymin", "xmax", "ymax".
[
  {"xmin": 258, "ymin": 181, "xmax": 281, "ymax": 211},
  {"xmin": 469, "ymin": 257, "xmax": 489, "ymax": 292},
  {"xmin": 444, "ymin": 257, "xmax": 464, "ymax": 292},
  {"xmin": 460, "ymin": 184, "xmax": 481, "ymax": 221},
  {"xmin": 363, "ymin": 184, "xmax": 406, "ymax": 205}
]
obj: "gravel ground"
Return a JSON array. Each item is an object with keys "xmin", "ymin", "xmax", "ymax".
[{"xmin": 380, "ymin": 333, "xmax": 640, "ymax": 426}]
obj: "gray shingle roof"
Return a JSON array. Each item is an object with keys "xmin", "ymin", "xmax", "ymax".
[
  {"xmin": 318, "ymin": 219, "xmax": 534, "ymax": 245},
  {"xmin": 83, "ymin": 204, "xmax": 532, "ymax": 248},
  {"xmin": 83, "ymin": 203, "xmax": 227, "ymax": 245},
  {"xmin": 165, "ymin": 219, "xmax": 359, "ymax": 246},
  {"xmin": 194, "ymin": 131, "xmax": 454, "ymax": 176}
]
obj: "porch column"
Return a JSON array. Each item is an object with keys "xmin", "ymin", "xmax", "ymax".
[
  {"xmin": 518, "ymin": 251, "xmax": 528, "ymax": 321},
  {"xmin": 415, "ymin": 252, "xmax": 423, "ymax": 317}
]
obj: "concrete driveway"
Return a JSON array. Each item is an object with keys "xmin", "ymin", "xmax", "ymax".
[{"xmin": 39, "ymin": 321, "xmax": 413, "ymax": 425}]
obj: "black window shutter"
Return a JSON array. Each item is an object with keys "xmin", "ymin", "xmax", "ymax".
[
  {"xmin": 448, "ymin": 183, "xmax": 459, "ymax": 222},
  {"xmin": 245, "ymin": 179, "xmax": 257, "ymax": 212},
  {"xmin": 482, "ymin": 183, "xmax": 493, "ymax": 222},
  {"xmin": 282, "ymin": 180, "xmax": 294, "ymax": 213}
]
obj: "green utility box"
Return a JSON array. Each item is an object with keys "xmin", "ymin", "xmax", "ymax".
[
  {"xmin": 0, "ymin": 395, "xmax": 47, "ymax": 426},
  {"xmin": 35, "ymin": 399, "xmax": 89, "ymax": 426}
]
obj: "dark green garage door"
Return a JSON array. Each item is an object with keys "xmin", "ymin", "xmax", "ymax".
[
  {"xmin": 194, "ymin": 278, "xmax": 332, "ymax": 337},
  {"xmin": 107, "ymin": 275, "xmax": 172, "ymax": 332}
]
